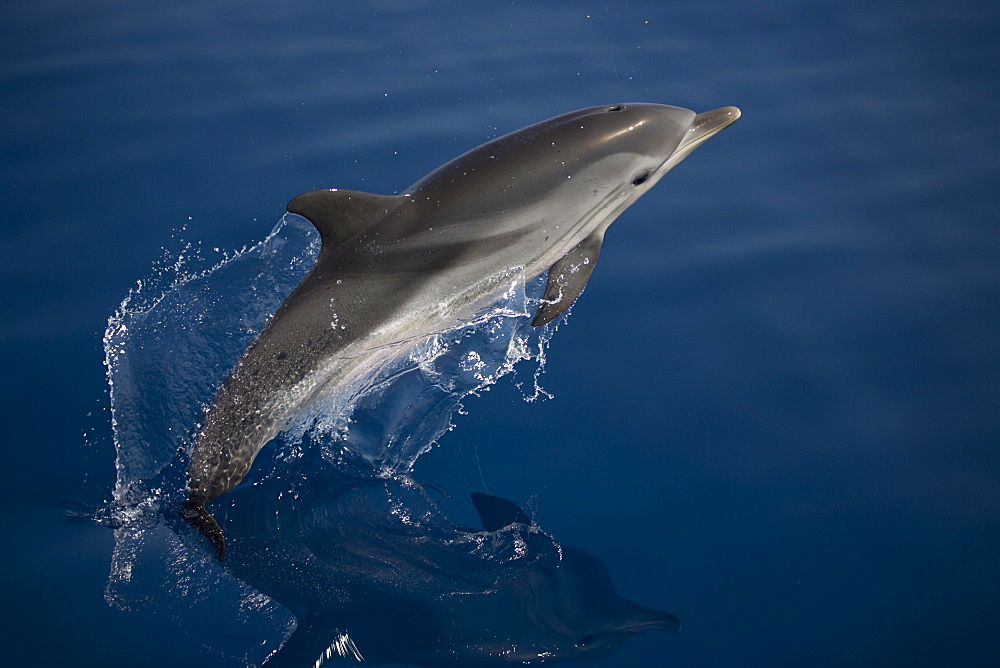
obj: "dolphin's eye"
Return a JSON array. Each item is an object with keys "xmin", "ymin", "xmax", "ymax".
[
  {"xmin": 579, "ymin": 633, "xmax": 597, "ymax": 646},
  {"xmin": 632, "ymin": 170, "xmax": 650, "ymax": 186},
  {"xmin": 607, "ymin": 105, "xmax": 624, "ymax": 112}
]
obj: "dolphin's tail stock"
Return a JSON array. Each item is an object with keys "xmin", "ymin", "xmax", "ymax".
[{"xmin": 181, "ymin": 500, "xmax": 226, "ymax": 560}]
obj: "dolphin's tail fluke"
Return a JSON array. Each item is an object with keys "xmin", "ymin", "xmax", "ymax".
[{"xmin": 180, "ymin": 500, "xmax": 226, "ymax": 560}]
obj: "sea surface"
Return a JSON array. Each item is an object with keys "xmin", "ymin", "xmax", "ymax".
[{"xmin": 2, "ymin": 1, "xmax": 999, "ymax": 666}]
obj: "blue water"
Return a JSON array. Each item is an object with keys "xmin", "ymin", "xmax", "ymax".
[{"xmin": 3, "ymin": 1, "xmax": 999, "ymax": 666}]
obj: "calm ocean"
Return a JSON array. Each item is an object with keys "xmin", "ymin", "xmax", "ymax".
[{"xmin": 2, "ymin": 1, "xmax": 998, "ymax": 666}]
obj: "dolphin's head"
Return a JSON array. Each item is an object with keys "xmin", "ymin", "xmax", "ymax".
[
  {"xmin": 404, "ymin": 103, "xmax": 740, "ymax": 240},
  {"xmin": 517, "ymin": 544, "xmax": 681, "ymax": 662},
  {"xmin": 538, "ymin": 103, "xmax": 741, "ymax": 229},
  {"xmin": 588, "ymin": 103, "xmax": 742, "ymax": 186}
]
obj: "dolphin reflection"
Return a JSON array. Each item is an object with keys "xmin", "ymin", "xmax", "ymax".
[{"xmin": 207, "ymin": 459, "xmax": 679, "ymax": 666}]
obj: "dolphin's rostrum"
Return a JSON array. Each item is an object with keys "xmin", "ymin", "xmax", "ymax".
[{"xmin": 185, "ymin": 103, "xmax": 741, "ymax": 558}]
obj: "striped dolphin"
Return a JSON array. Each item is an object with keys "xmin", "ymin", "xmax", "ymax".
[{"xmin": 183, "ymin": 103, "xmax": 741, "ymax": 558}]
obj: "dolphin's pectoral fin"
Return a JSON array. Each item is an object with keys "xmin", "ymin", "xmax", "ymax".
[
  {"xmin": 471, "ymin": 492, "xmax": 532, "ymax": 531},
  {"xmin": 532, "ymin": 230, "xmax": 604, "ymax": 326},
  {"xmin": 180, "ymin": 501, "xmax": 226, "ymax": 560},
  {"xmin": 287, "ymin": 189, "xmax": 406, "ymax": 251}
]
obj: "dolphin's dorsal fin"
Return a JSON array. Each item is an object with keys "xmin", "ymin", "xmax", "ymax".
[
  {"xmin": 471, "ymin": 492, "xmax": 532, "ymax": 531},
  {"xmin": 286, "ymin": 189, "xmax": 404, "ymax": 251},
  {"xmin": 532, "ymin": 230, "xmax": 604, "ymax": 326}
]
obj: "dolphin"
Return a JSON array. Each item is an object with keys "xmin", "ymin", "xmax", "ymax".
[{"xmin": 184, "ymin": 103, "xmax": 741, "ymax": 558}]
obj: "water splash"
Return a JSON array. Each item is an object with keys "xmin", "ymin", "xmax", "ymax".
[{"xmin": 99, "ymin": 213, "xmax": 566, "ymax": 661}]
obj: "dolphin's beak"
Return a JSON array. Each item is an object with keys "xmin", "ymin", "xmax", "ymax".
[
  {"xmin": 677, "ymin": 106, "xmax": 741, "ymax": 153},
  {"xmin": 621, "ymin": 611, "xmax": 681, "ymax": 635},
  {"xmin": 612, "ymin": 608, "xmax": 681, "ymax": 636}
]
